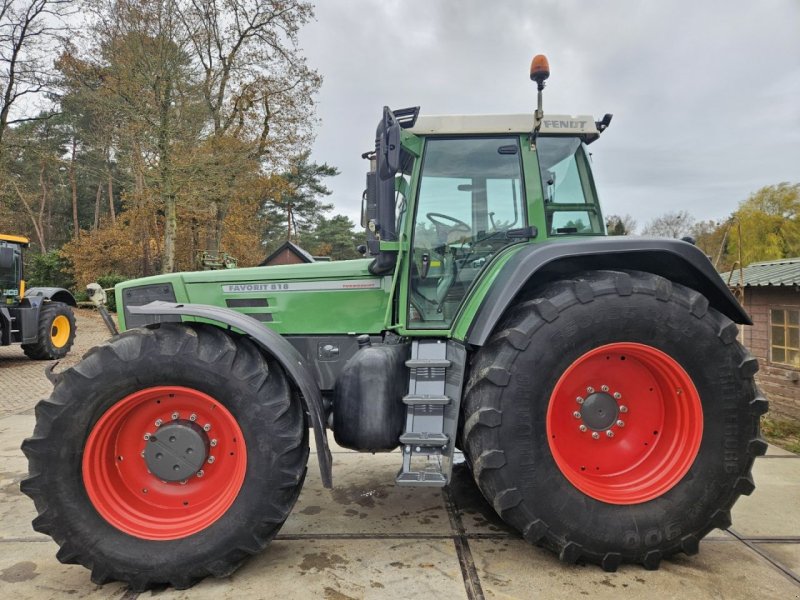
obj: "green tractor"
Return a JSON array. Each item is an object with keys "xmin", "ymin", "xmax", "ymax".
[
  {"xmin": 1, "ymin": 234, "xmax": 77, "ymax": 359},
  {"xmin": 21, "ymin": 56, "xmax": 765, "ymax": 590}
]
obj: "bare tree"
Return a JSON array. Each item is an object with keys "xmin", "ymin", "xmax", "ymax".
[
  {"xmin": 605, "ymin": 213, "xmax": 637, "ymax": 235},
  {"xmin": 0, "ymin": 0, "xmax": 76, "ymax": 154},
  {"xmin": 177, "ymin": 0, "xmax": 321, "ymax": 251},
  {"xmin": 641, "ymin": 210, "xmax": 696, "ymax": 239}
]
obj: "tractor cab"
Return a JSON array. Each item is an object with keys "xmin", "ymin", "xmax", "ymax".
[
  {"xmin": 0, "ymin": 234, "xmax": 27, "ymax": 303},
  {"xmin": 363, "ymin": 110, "xmax": 610, "ymax": 331}
]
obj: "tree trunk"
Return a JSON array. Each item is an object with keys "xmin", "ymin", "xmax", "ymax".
[
  {"xmin": 133, "ymin": 145, "xmax": 150, "ymax": 276},
  {"xmin": 158, "ymin": 70, "xmax": 176, "ymax": 273},
  {"xmin": 106, "ymin": 148, "xmax": 116, "ymax": 224},
  {"xmin": 70, "ymin": 137, "xmax": 79, "ymax": 238},
  {"xmin": 93, "ymin": 183, "xmax": 102, "ymax": 229},
  {"xmin": 37, "ymin": 162, "xmax": 48, "ymax": 250}
]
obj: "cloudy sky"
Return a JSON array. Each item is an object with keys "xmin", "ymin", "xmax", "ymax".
[{"xmin": 299, "ymin": 0, "xmax": 799, "ymax": 232}]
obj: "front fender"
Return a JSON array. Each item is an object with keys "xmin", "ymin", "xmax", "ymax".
[
  {"xmin": 128, "ymin": 301, "xmax": 333, "ymax": 488},
  {"xmin": 459, "ymin": 237, "xmax": 750, "ymax": 347}
]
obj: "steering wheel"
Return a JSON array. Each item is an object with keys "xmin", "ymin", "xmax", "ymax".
[{"xmin": 426, "ymin": 212, "xmax": 471, "ymax": 234}]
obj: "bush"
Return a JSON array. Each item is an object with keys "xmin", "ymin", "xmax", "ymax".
[
  {"xmin": 96, "ymin": 273, "xmax": 128, "ymax": 312},
  {"xmin": 27, "ymin": 251, "xmax": 76, "ymax": 290}
]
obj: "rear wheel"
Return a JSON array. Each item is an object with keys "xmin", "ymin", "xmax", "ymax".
[
  {"xmin": 22, "ymin": 302, "xmax": 76, "ymax": 359},
  {"xmin": 462, "ymin": 270, "xmax": 767, "ymax": 570},
  {"xmin": 21, "ymin": 324, "xmax": 308, "ymax": 590}
]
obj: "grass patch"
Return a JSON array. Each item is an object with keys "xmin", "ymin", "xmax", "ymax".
[{"xmin": 761, "ymin": 415, "xmax": 800, "ymax": 454}]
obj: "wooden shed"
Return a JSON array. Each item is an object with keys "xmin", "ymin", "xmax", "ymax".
[
  {"xmin": 723, "ymin": 258, "xmax": 800, "ymax": 421},
  {"xmin": 260, "ymin": 241, "xmax": 315, "ymax": 267}
]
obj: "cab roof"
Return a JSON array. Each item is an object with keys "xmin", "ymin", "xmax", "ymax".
[
  {"xmin": 408, "ymin": 113, "xmax": 601, "ymax": 143},
  {"xmin": 0, "ymin": 234, "xmax": 30, "ymax": 246}
]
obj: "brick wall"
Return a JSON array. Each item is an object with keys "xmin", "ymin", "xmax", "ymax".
[{"xmin": 740, "ymin": 286, "xmax": 800, "ymax": 421}]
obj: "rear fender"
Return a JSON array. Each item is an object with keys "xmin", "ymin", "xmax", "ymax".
[
  {"xmin": 127, "ymin": 301, "xmax": 333, "ymax": 488},
  {"xmin": 463, "ymin": 237, "xmax": 751, "ymax": 347},
  {"xmin": 25, "ymin": 287, "xmax": 77, "ymax": 306}
]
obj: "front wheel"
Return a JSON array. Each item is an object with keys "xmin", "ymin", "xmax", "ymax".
[
  {"xmin": 21, "ymin": 324, "xmax": 308, "ymax": 590},
  {"xmin": 462, "ymin": 270, "xmax": 768, "ymax": 571},
  {"xmin": 22, "ymin": 302, "xmax": 76, "ymax": 359}
]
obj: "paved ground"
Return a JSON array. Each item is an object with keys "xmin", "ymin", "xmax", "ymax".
[{"xmin": 1, "ymin": 310, "xmax": 799, "ymax": 599}]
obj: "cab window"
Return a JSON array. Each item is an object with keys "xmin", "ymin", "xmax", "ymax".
[
  {"xmin": 537, "ymin": 136, "xmax": 603, "ymax": 235},
  {"xmin": 408, "ymin": 136, "xmax": 525, "ymax": 329}
]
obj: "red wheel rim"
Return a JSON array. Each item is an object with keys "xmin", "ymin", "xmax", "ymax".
[
  {"xmin": 82, "ymin": 386, "xmax": 247, "ymax": 540},
  {"xmin": 546, "ymin": 343, "xmax": 703, "ymax": 504}
]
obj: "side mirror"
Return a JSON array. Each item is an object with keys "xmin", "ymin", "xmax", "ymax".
[
  {"xmin": 378, "ymin": 106, "xmax": 400, "ymax": 179},
  {"xmin": 0, "ymin": 247, "xmax": 14, "ymax": 270}
]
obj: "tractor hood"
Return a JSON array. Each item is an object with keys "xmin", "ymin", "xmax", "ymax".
[{"xmin": 117, "ymin": 259, "xmax": 391, "ymax": 335}]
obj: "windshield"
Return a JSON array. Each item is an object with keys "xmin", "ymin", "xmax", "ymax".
[
  {"xmin": 537, "ymin": 136, "xmax": 604, "ymax": 236},
  {"xmin": 0, "ymin": 245, "xmax": 21, "ymax": 297},
  {"xmin": 408, "ymin": 136, "xmax": 525, "ymax": 329}
]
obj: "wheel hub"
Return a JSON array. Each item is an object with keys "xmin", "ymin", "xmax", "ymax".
[
  {"xmin": 580, "ymin": 392, "xmax": 619, "ymax": 431},
  {"xmin": 144, "ymin": 420, "xmax": 209, "ymax": 481}
]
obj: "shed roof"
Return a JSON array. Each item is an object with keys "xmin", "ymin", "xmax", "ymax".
[
  {"xmin": 721, "ymin": 258, "xmax": 800, "ymax": 287},
  {"xmin": 260, "ymin": 240, "xmax": 315, "ymax": 266}
]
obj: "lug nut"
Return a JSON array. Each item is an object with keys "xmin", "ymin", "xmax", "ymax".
[
  {"xmin": 203, "ymin": 423, "xmax": 211, "ymax": 432},
  {"xmin": 573, "ymin": 411, "xmax": 582, "ymax": 419},
  {"xmin": 619, "ymin": 405, "xmax": 628, "ymax": 413},
  {"xmin": 587, "ymin": 386, "xmax": 595, "ymax": 394},
  {"xmin": 613, "ymin": 392, "xmax": 622, "ymax": 400},
  {"xmin": 154, "ymin": 418, "xmax": 163, "ymax": 427},
  {"xmin": 207, "ymin": 456, "xmax": 215, "ymax": 464},
  {"xmin": 143, "ymin": 433, "xmax": 151, "ymax": 441},
  {"xmin": 210, "ymin": 439, "xmax": 218, "ymax": 447},
  {"xmin": 179, "ymin": 479, "xmax": 188, "ymax": 485},
  {"xmin": 579, "ymin": 424, "xmax": 587, "ymax": 432},
  {"xmin": 189, "ymin": 413, "xmax": 197, "ymax": 422},
  {"xmin": 196, "ymin": 470, "xmax": 204, "ymax": 478},
  {"xmin": 601, "ymin": 385, "xmax": 609, "ymax": 392},
  {"xmin": 576, "ymin": 396, "xmax": 585, "ymax": 404},
  {"xmin": 140, "ymin": 450, "xmax": 145, "ymax": 458},
  {"xmin": 171, "ymin": 412, "xmax": 179, "ymax": 420},
  {"xmin": 591, "ymin": 432, "xmax": 600, "ymax": 439},
  {"xmin": 606, "ymin": 430, "xmax": 614, "ymax": 438},
  {"xmin": 616, "ymin": 420, "xmax": 625, "ymax": 427}
]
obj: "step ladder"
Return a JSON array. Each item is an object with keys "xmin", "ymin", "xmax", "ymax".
[{"xmin": 396, "ymin": 340, "xmax": 465, "ymax": 487}]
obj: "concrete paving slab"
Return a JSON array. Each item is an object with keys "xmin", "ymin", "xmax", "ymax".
[
  {"xmin": 755, "ymin": 544, "xmax": 800, "ymax": 583},
  {"xmin": 284, "ymin": 453, "xmax": 451, "ymax": 535},
  {"xmin": 766, "ymin": 443, "xmax": 798, "ymax": 456},
  {"xmin": 0, "ymin": 540, "xmax": 128, "ymax": 599},
  {"xmin": 310, "ymin": 429, "xmax": 400, "ymax": 455},
  {"xmin": 153, "ymin": 538, "xmax": 467, "ymax": 600},
  {"xmin": 0, "ymin": 452, "xmax": 47, "ymax": 541},
  {"xmin": 0, "ymin": 413, "xmax": 34, "ymax": 456},
  {"xmin": 732, "ymin": 457, "xmax": 800, "ymax": 537},
  {"xmin": 469, "ymin": 537, "xmax": 800, "ymax": 600}
]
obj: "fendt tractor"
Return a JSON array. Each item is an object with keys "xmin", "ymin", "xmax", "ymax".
[
  {"xmin": 1, "ymin": 234, "xmax": 77, "ymax": 359},
  {"xmin": 21, "ymin": 56, "xmax": 766, "ymax": 591}
]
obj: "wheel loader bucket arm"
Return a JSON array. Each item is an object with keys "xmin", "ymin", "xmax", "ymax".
[{"xmin": 127, "ymin": 301, "xmax": 333, "ymax": 488}]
